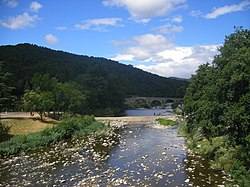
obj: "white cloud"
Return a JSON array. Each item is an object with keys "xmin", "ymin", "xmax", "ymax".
[
  {"xmin": 0, "ymin": 12, "xmax": 39, "ymax": 29},
  {"xmin": 136, "ymin": 45, "xmax": 219, "ymax": 78},
  {"xmin": 155, "ymin": 24, "xmax": 184, "ymax": 34},
  {"xmin": 111, "ymin": 33, "xmax": 220, "ymax": 78},
  {"xmin": 204, "ymin": 0, "xmax": 250, "ymax": 19},
  {"xmin": 75, "ymin": 18, "xmax": 123, "ymax": 31},
  {"xmin": 2, "ymin": 0, "xmax": 17, "ymax": 8},
  {"xmin": 30, "ymin": 1, "xmax": 42, "ymax": 12},
  {"xmin": 171, "ymin": 15, "xmax": 183, "ymax": 23},
  {"xmin": 112, "ymin": 33, "xmax": 174, "ymax": 61},
  {"xmin": 45, "ymin": 34, "xmax": 58, "ymax": 45},
  {"xmin": 189, "ymin": 10, "xmax": 202, "ymax": 18},
  {"xmin": 103, "ymin": 0, "xmax": 186, "ymax": 22}
]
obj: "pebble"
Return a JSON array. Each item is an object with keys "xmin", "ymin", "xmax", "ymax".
[{"xmin": 0, "ymin": 125, "xmax": 235, "ymax": 187}]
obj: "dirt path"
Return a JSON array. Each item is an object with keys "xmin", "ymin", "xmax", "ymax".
[{"xmin": 0, "ymin": 112, "xmax": 39, "ymax": 119}]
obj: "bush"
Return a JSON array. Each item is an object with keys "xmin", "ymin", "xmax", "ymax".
[
  {"xmin": 156, "ymin": 118, "xmax": 177, "ymax": 126},
  {"xmin": 0, "ymin": 115, "xmax": 106, "ymax": 157},
  {"xmin": 184, "ymin": 130, "xmax": 250, "ymax": 186},
  {"xmin": 231, "ymin": 161, "xmax": 250, "ymax": 187},
  {"xmin": 0, "ymin": 121, "xmax": 11, "ymax": 135},
  {"xmin": 74, "ymin": 122, "xmax": 106, "ymax": 137},
  {"xmin": 178, "ymin": 121, "xmax": 188, "ymax": 136}
]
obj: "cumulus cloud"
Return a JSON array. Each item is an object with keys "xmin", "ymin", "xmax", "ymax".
[
  {"xmin": 0, "ymin": 12, "xmax": 39, "ymax": 29},
  {"xmin": 75, "ymin": 18, "xmax": 123, "ymax": 31},
  {"xmin": 44, "ymin": 34, "xmax": 58, "ymax": 45},
  {"xmin": 112, "ymin": 33, "xmax": 174, "ymax": 61},
  {"xmin": 111, "ymin": 33, "xmax": 220, "ymax": 78},
  {"xmin": 204, "ymin": 0, "xmax": 250, "ymax": 19},
  {"xmin": 103, "ymin": 0, "xmax": 186, "ymax": 22},
  {"xmin": 2, "ymin": 0, "xmax": 17, "ymax": 8},
  {"xmin": 30, "ymin": 1, "xmax": 42, "ymax": 12},
  {"xmin": 136, "ymin": 45, "xmax": 219, "ymax": 78}
]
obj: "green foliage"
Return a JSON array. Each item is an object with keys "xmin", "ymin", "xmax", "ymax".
[
  {"xmin": 0, "ymin": 61, "xmax": 16, "ymax": 112},
  {"xmin": 74, "ymin": 122, "xmax": 106, "ymax": 137},
  {"xmin": 0, "ymin": 43, "xmax": 188, "ymax": 115},
  {"xmin": 231, "ymin": 161, "xmax": 250, "ymax": 187},
  {"xmin": 177, "ymin": 121, "xmax": 188, "ymax": 136},
  {"xmin": 156, "ymin": 118, "xmax": 177, "ymax": 126},
  {"xmin": 22, "ymin": 89, "xmax": 54, "ymax": 120},
  {"xmin": 0, "ymin": 121, "xmax": 11, "ymax": 135},
  {"xmin": 183, "ymin": 27, "xmax": 250, "ymax": 186},
  {"xmin": 0, "ymin": 115, "xmax": 106, "ymax": 156},
  {"xmin": 193, "ymin": 136, "xmax": 227, "ymax": 158}
]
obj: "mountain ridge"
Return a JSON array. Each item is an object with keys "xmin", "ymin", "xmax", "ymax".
[{"xmin": 0, "ymin": 43, "xmax": 188, "ymax": 98}]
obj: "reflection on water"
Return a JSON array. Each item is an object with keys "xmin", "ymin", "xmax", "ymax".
[{"xmin": 0, "ymin": 125, "xmax": 234, "ymax": 186}]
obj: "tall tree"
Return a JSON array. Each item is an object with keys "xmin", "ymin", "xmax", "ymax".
[
  {"xmin": 184, "ymin": 27, "xmax": 250, "ymax": 153},
  {"xmin": 22, "ymin": 90, "xmax": 54, "ymax": 121},
  {"xmin": 0, "ymin": 61, "xmax": 16, "ymax": 112}
]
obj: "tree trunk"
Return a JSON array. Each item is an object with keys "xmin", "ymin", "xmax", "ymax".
[{"xmin": 38, "ymin": 111, "xmax": 43, "ymax": 121}]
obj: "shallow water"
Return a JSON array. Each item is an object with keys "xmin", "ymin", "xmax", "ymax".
[{"xmin": 0, "ymin": 124, "xmax": 234, "ymax": 186}]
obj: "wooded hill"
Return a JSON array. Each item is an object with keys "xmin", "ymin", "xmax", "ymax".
[{"xmin": 0, "ymin": 43, "xmax": 188, "ymax": 115}]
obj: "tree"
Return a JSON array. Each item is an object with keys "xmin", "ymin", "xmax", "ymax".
[
  {"xmin": 0, "ymin": 61, "xmax": 16, "ymax": 112},
  {"xmin": 60, "ymin": 82, "xmax": 86, "ymax": 114},
  {"xmin": 23, "ymin": 90, "xmax": 54, "ymax": 121},
  {"xmin": 183, "ymin": 27, "xmax": 250, "ymax": 185},
  {"xmin": 184, "ymin": 27, "xmax": 250, "ymax": 157}
]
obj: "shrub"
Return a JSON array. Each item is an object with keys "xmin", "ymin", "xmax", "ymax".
[
  {"xmin": 0, "ymin": 115, "xmax": 106, "ymax": 157},
  {"xmin": 74, "ymin": 122, "xmax": 106, "ymax": 137},
  {"xmin": 156, "ymin": 118, "xmax": 177, "ymax": 126},
  {"xmin": 231, "ymin": 161, "xmax": 250, "ymax": 187},
  {"xmin": 0, "ymin": 121, "xmax": 11, "ymax": 135}
]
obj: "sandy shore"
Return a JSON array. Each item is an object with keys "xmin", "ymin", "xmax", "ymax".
[{"xmin": 0, "ymin": 112, "xmax": 179, "ymax": 126}]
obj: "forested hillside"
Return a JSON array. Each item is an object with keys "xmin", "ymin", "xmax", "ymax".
[
  {"xmin": 183, "ymin": 28, "xmax": 250, "ymax": 186},
  {"xmin": 0, "ymin": 43, "xmax": 188, "ymax": 115}
]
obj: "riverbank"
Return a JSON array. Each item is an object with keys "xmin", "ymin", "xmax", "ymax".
[
  {"xmin": 0, "ymin": 113, "xmax": 236, "ymax": 186},
  {"xmin": 0, "ymin": 115, "xmax": 107, "ymax": 157},
  {"xmin": 96, "ymin": 115, "xmax": 180, "ymax": 126}
]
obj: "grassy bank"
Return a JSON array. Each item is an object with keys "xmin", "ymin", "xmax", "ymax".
[
  {"xmin": 1, "ymin": 117, "xmax": 57, "ymax": 135},
  {"xmin": 0, "ymin": 115, "xmax": 107, "ymax": 157},
  {"xmin": 178, "ymin": 122, "xmax": 250, "ymax": 187},
  {"xmin": 156, "ymin": 118, "xmax": 178, "ymax": 126}
]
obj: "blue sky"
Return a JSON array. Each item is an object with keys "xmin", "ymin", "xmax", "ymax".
[{"xmin": 0, "ymin": 0, "xmax": 249, "ymax": 78}]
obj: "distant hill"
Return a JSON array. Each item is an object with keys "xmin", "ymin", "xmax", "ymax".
[
  {"xmin": 0, "ymin": 43, "xmax": 188, "ymax": 98},
  {"xmin": 169, "ymin": 77, "xmax": 189, "ymax": 81}
]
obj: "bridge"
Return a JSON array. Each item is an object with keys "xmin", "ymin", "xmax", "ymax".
[{"xmin": 125, "ymin": 97, "xmax": 183, "ymax": 108}]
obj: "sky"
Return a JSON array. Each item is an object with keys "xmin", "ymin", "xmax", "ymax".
[{"xmin": 0, "ymin": 0, "xmax": 249, "ymax": 78}]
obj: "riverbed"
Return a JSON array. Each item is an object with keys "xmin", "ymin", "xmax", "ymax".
[{"xmin": 0, "ymin": 108, "xmax": 235, "ymax": 186}]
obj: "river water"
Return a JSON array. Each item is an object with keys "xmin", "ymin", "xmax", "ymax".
[{"xmin": 0, "ymin": 108, "xmax": 235, "ymax": 186}]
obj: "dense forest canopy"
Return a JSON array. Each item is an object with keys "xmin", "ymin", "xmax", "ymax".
[
  {"xmin": 0, "ymin": 43, "xmax": 188, "ymax": 115},
  {"xmin": 183, "ymin": 27, "xmax": 250, "ymax": 185}
]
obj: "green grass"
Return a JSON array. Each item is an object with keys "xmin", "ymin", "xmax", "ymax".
[
  {"xmin": 1, "ymin": 117, "xmax": 56, "ymax": 135},
  {"xmin": 0, "ymin": 115, "xmax": 107, "ymax": 157},
  {"xmin": 156, "ymin": 118, "xmax": 178, "ymax": 126}
]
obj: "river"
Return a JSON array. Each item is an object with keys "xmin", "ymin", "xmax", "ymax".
[{"xmin": 0, "ymin": 108, "xmax": 234, "ymax": 186}]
